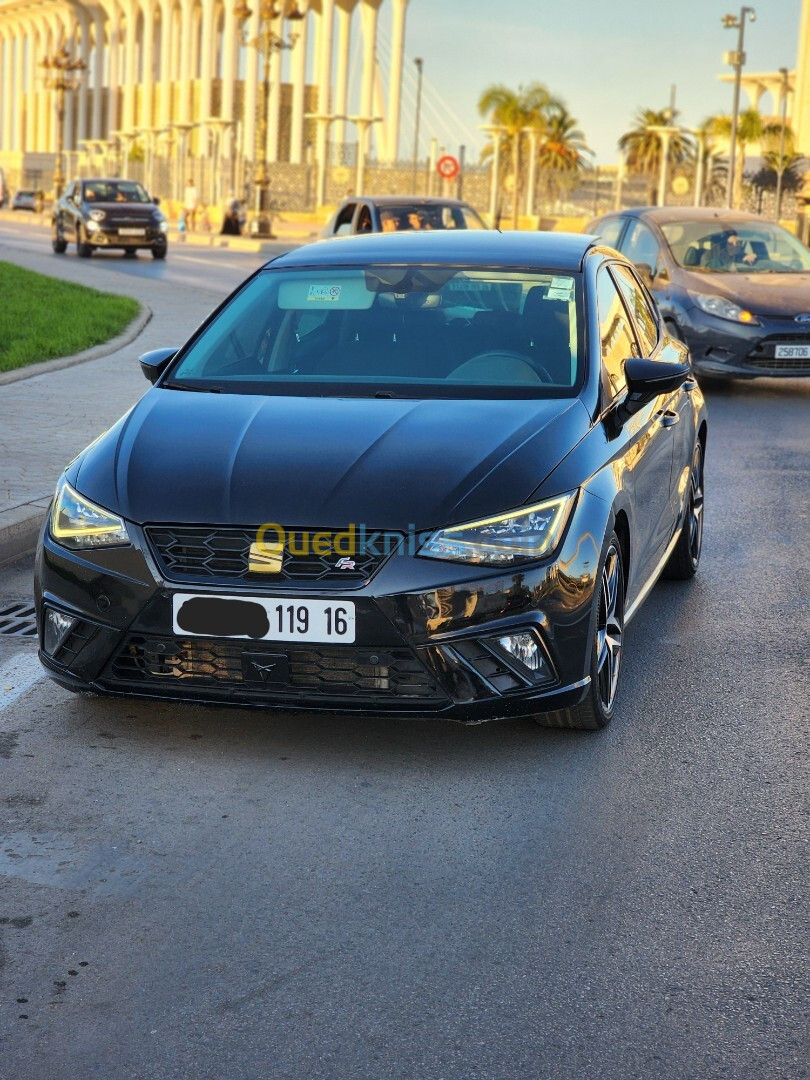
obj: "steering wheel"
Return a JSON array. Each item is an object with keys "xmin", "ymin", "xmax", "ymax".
[{"xmin": 450, "ymin": 350, "xmax": 553, "ymax": 384}]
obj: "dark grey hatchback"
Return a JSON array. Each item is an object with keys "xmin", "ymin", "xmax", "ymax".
[{"xmin": 588, "ymin": 207, "xmax": 810, "ymax": 380}]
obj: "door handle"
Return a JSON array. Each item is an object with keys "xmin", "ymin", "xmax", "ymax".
[
  {"xmin": 683, "ymin": 377, "xmax": 699, "ymax": 392},
  {"xmin": 661, "ymin": 410, "xmax": 681, "ymax": 428}
]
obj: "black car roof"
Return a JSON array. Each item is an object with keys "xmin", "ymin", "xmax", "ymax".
[
  {"xmin": 619, "ymin": 206, "xmax": 768, "ymax": 227},
  {"xmin": 268, "ymin": 230, "xmax": 599, "ymax": 271}
]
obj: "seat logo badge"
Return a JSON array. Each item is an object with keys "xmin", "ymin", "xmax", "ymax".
[
  {"xmin": 249, "ymin": 540, "xmax": 283, "ymax": 573},
  {"xmin": 251, "ymin": 660, "xmax": 278, "ymax": 680},
  {"xmin": 795, "ymin": 314, "xmax": 810, "ymax": 323},
  {"xmin": 335, "ymin": 557, "xmax": 356, "ymax": 570}
]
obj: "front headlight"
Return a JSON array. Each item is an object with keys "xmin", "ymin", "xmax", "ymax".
[
  {"xmin": 89, "ymin": 209, "xmax": 106, "ymax": 222},
  {"xmin": 86, "ymin": 219, "xmax": 100, "ymax": 233},
  {"xmin": 690, "ymin": 291, "xmax": 759, "ymax": 325},
  {"xmin": 419, "ymin": 493, "xmax": 576, "ymax": 566},
  {"xmin": 50, "ymin": 480, "xmax": 130, "ymax": 549}
]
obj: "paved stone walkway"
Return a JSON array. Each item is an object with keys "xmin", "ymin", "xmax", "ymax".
[{"xmin": 0, "ymin": 246, "xmax": 228, "ymax": 557}]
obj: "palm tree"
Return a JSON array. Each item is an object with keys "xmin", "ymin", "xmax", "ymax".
[
  {"xmin": 536, "ymin": 105, "xmax": 592, "ymax": 210},
  {"xmin": 478, "ymin": 82, "xmax": 556, "ymax": 229},
  {"xmin": 710, "ymin": 109, "xmax": 783, "ymax": 207},
  {"xmin": 619, "ymin": 107, "xmax": 692, "ymax": 204}
]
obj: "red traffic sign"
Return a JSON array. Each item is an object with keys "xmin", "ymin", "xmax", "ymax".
[{"xmin": 436, "ymin": 154, "xmax": 460, "ymax": 180}]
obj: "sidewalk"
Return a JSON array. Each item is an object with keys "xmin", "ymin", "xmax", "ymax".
[{"xmin": 0, "ymin": 245, "xmax": 223, "ymax": 565}]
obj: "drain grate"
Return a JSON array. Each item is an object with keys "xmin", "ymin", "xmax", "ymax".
[{"xmin": 0, "ymin": 602, "xmax": 38, "ymax": 637}]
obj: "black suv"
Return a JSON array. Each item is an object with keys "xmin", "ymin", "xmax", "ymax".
[{"xmin": 52, "ymin": 178, "xmax": 168, "ymax": 260}]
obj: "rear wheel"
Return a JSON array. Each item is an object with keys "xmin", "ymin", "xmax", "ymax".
[
  {"xmin": 664, "ymin": 442, "xmax": 704, "ymax": 579},
  {"xmin": 535, "ymin": 532, "xmax": 625, "ymax": 731},
  {"xmin": 51, "ymin": 221, "xmax": 67, "ymax": 254}
]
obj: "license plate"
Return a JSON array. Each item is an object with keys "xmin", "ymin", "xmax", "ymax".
[
  {"xmin": 172, "ymin": 593, "xmax": 355, "ymax": 643},
  {"xmin": 118, "ymin": 228, "xmax": 145, "ymax": 236},
  {"xmin": 774, "ymin": 344, "xmax": 810, "ymax": 359}
]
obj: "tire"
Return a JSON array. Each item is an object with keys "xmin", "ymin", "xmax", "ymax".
[
  {"xmin": 664, "ymin": 442, "xmax": 704, "ymax": 580},
  {"xmin": 52, "ymin": 230, "xmax": 67, "ymax": 254},
  {"xmin": 665, "ymin": 320, "xmax": 685, "ymax": 345},
  {"xmin": 124, "ymin": 248, "xmax": 138, "ymax": 258},
  {"xmin": 535, "ymin": 532, "xmax": 625, "ymax": 731},
  {"xmin": 77, "ymin": 229, "xmax": 93, "ymax": 258},
  {"xmin": 151, "ymin": 244, "xmax": 167, "ymax": 260}
]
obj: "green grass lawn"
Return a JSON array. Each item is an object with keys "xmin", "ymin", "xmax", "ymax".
[{"xmin": 0, "ymin": 262, "xmax": 140, "ymax": 374}]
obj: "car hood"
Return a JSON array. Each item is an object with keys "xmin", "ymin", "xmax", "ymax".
[
  {"xmin": 85, "ymin": 201, "xmax": 156, "ymax": 220},
  {"xmin": 682, "ymin": 269, "xmax": 810, "ymax": 317},
  {"xmin": 74, "ymin": 390, "xmax": 590, "ymax": 531}
]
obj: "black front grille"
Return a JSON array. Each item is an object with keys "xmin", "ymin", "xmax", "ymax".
[
  {"xmin": 744, "ymin": 333, "xmax": 810, "ymax": 373},
  {"xmin": 107, "ymin": 635, "xmax": 445, "ymax": 703},
  {"xmin": 145, "ymin": 526, "xmax": 397, "ymax": 587}
]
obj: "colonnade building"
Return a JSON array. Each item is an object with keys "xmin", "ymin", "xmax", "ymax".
[{"xmin": 0, "ymin": 0, "xmax": 410, "ymax": 194}]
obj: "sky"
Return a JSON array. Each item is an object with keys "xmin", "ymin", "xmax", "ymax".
[{"xmin": 380, "ymin": 0, "xmax": 802, "ymax": 164}]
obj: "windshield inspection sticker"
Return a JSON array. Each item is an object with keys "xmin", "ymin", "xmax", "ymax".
[
  {"xmin": 550, "ymin": 277, "xmax": 571, "ymax": 289},
  {"xmin": 546, "ymin": 287, "xmax": 572, "ymax": 301},
  {"xmin": 307, "ymin": 284, "xmax": 342, "ymax": 302}
]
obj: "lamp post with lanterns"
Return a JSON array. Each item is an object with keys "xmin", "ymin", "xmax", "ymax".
[
  {"xmin": 233, "ymin": 0, "xmax": 304, "ymax": 236},
  {"xmin": 722, "ymin": 6, "xmax": 756, "ymax": 208},
  {"xmin": 39, "ymin": 46, "xmax": 86, "ymax": 200}
]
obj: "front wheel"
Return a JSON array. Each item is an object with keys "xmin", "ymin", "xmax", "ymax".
[
  {"xmin": 151, "ymin": 244, "xmax": 167, "ymax": 260},
  {"xmin": 535, "ymin": 532, "xmax": 625, "ymax": 731},
  {"xmin": 123, "ymin": 248, "xmax": 138, "ymax": 258},
  {"xmin": 664, "ymin": 442, "xmax": 704, "ymax": 580},
  {"xmin": 77, "ymin": 229, "xmax": 93, "ymax": 258}
]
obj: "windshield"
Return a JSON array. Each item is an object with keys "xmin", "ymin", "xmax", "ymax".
[
  {"xmin": 82, "ymin": 180, "xmax": 152, "ymax": 204},
  {"xmin": 167, "ymin": 266, "xmax": 582, "ymax": 399},
  {"xmin": 660, "ymin": 219, "xmax": 810, "ymax": 274},
  {"xmin": 379, "ymin": 204, "xmax": 486, "ymax": 231}
]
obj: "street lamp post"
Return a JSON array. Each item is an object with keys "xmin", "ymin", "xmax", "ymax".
[
  {"xmin": 233, "ymin": 0, "xmax": 304, "ymax": 237},
  {"xmin": 412, "ymin": 57, "xmax": 424, "ymax": 190},
  {"xmin": 774, "ymin": 66, "xmax": 791, "ymax": 222},
  {"xmin": 39, "ymin": 46, "xmax": 86, "ymax": 200},
  {"xmin": 722, "ymin": 6, "xmax": 756, "ymax": 209},
  {"xmin": 646, "ymin": 124, "xmax": 681, "ymax": 207},
  {"xmin": 481, "ymin": 124, "xmax": 507, "ymax": 227}
]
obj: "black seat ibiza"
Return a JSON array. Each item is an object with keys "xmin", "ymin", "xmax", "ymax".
[{"xmin": 35, "ymin": 232, "xmax": 707, "ymax": 729}]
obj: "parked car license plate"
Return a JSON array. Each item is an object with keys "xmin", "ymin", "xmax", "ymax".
[
  {"xmin": 774, "ymin": 344, "xmax": 810, "ymax": 359},
  {"xmin": 172, "ymin": 593, "xmax": 355, "ymax": 643},
  {"xmin": 119, "ymin": 228, "xmax": 145, "ymax": 236}
]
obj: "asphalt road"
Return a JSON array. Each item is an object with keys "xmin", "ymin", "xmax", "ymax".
[
  {"xmin": 0, "ymin": 217, "xmax": 294, "ymax": 296},
  {"xmin": 0, "ymin": 254, "xmax": 808, "ymax": 1077}
]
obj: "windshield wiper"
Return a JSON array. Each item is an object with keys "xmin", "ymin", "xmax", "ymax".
[{"xmin": 162, "ymin": 381, "xmax": 222, "ymax": 393}]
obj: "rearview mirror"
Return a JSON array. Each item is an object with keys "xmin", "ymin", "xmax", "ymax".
[
  {"xmin": 139, "ymin": 347, "xmax": 177, "ymax": 384},
  {"xmin": 623, "ymin": 358, "xmax": 690, "ymax": 413}
]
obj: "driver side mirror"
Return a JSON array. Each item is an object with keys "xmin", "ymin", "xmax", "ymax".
[
  {"xmin": 139, "ymin": 347, "xmax": 177, "ymax": 384},
  {"xmin": 634, "ymin": 262, "xmax": 654, "ymax": 286},
  {"xmin": 623, "ymin": 358, "xmax": 690, "ymax": 414},
  {"xmin": 152, "ymin": 195, "xmax": 160, "ymax": 206}
]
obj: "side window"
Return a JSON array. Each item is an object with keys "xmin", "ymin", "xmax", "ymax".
[
  {"xmin": 333, "ymin": 203, "xmax": 356, "ymax": 236},
  {"xmin": 596, "ymin": 268, "xmax": 639, "ymax": 401},
  {"xmin": 611, "ymin": 263, "xmax": 659, "ymax": 356},
  {"xmin": 65, "ymin": 182, "xmax": 77, "ymax": 202},
  {"xmin": 620, "ymin": 220, "xmax": 661, "ymax": 270},
  {"xmin": 595, "ymin": 216, "xmax": 624, "ymax": 248},
  {"xmin": 356, "ymin": 205, "xmax": 373, "ymax": 233}
]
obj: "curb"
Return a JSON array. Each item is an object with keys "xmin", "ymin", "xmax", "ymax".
[
  {"xmin": 0, "ymin": 501, "xmax": 49, "ymax": 567},
  {"xmin": 0, "ymin": 303, "xmax": 152, "ymax": 387}
]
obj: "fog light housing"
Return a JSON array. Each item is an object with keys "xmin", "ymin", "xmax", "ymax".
[
  {"xmin": 43, "ymin": 608, "xmax": 75, "ymax": 657},
  {"xmin": 491, "ymin": 631, "xmax": 550, "ymax": 678}
]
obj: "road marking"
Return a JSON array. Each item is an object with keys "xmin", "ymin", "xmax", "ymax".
[{"xmin": 0, "ymin": 650, "xmax": 45, "ymax": 714}]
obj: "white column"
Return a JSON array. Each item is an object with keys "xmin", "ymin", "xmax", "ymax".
[
  {"xmin": 0, "ymin": 33, "xmax": 12, "ymax": 151},
  {"xmin": 266, "ymin": 11, "xmax": 282, "ymax": 161},
  {"xmin": 76, "ymin": 11, "xmax": 91, "ymax": 143},
  {"xmin": 243, "ymin": 4, "xmax": 260, "ymax": 161},
  {"xmin": 37, "ymin": 22, "xmax": 53, "ymax": 151},
  {"xmin": 199, "ymin": 0, "xmax": 215, "ymax": 119},
  {"xmin": 179, "ymin": 0, "xmax": 194, "ymax": 123},
  {"xmin": 91, "ymin": 9, "xmax": 105, "ymax": 138},
  {"xmin": 359, "ymin": 0, "xmax": 380, "ymax": 119},
  {"xmin": 315, "ymin": 0, "xmax": 334, "ymax": 170},
  {"xmin": 221, "ymin": 2, "xmax": 238, "ymax": 167},
  {"xmin": 13, "ymin": 31, "xmax": 26, "ymax": 151},
  {"xmin": 372, "ymin": 51, "xmax": 386, "ymax": 159},
  {"xmin": 123, "ymin": 0, "xmax": 138, "ymax": 130},
  {"xmin": 332, "ymin": 0, "xmax": 354, "ymax": 148},
  {"xmin": 107, "ymin": 8, "xmax": 121, "ymax": 134},
  {"xmin": 289, "ymin": 3, "xmax": 309, "ymax": 163},
  {"xmin": 386, "ymin": 0, "xmax": 406, "ymax": 162},
  {"xmin": 141, "ymin": 0, "xmax": 156, "ymax": 127},
  {"xmin": 158, "ymin": 0, "xmax": 173, "ymax": 126}
]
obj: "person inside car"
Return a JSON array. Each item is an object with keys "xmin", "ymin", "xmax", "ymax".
[{"xmin": 704, "ymin": 230, "xmax": 757, "ymax": 271}]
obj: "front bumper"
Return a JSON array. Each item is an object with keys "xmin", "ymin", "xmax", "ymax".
[
  {"xmin": 34, "ymin": 494, "xmax": 607, "ymax": 724},
  {"xmin": 87, "ymin": 226, "xmax": 167, "ymax": 250},
  {"xmin": 681, "ymin": 307, "xmax": 810, "ymax": 379}
]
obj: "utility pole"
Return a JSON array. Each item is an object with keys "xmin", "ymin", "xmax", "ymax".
[
  {"xmin": 774, "ymin": 66, "xmax": 791, "ymax": 221},
  {"xmin": 722, "ymin": 6, "xmax": 756, "ymax": 209},
  {"xmin": 412, "ymin": 58, "xmax": 424, "ymax": 190}
]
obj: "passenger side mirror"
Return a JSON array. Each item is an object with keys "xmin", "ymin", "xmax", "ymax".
[
  {"xmin": 623, "ymin": 358, "xmax": 690, "ymax": 413},
  {"xmin": 152, "ymin": 195, "xmax": 160, "ymax": 206},
  {"xmin": 634, "ymin": 262, "xmax": 654, "ymax": 286},
  {"xmin": 139, "ymin": 347, "xmax": 177, "ymax": 384}
]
